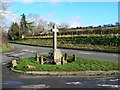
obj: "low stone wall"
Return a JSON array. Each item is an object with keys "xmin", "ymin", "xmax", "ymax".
[{"xmin": 10, "ymin": 68, "xmax": 119, "ymax": 76}]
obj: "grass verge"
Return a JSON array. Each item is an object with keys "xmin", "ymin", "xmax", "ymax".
[
  {"xmin": 14, "ymin": 56, "xmax": 119, "ymax": 71},
  {"xmin": 0, "ymin": 45, "xmax": 14, "ymax": 52}
]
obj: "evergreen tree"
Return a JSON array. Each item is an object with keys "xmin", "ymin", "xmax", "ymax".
[
  {"xmin": 20, "ymin": 13, "xmax": 34, "ymax": 36},
  {"xmin": 8, "ymin": 14, "xmax": 34, "ymax": 39},
  {"xmin": 20, "ymin": 14, "xmax": 28, "ymax": 35},
  {"xmin": 8, "ymin": 22, "xmax": 20, "ymax": 39}
]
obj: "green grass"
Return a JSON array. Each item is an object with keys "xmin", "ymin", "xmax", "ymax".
[
  {"xmin": 14, "ymin": 56, "xmax": 119, "ymax": 71},
  {"xmin": 0, "ymin": 45, "xmax": 14, "ymax": 52}
]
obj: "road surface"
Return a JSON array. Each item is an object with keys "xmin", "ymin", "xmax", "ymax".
[
  {"xmin": 2, "ymin": 43, "xmax": 119, "ymax": 89},
  {"xmin": 3, "ymin": 43, "xmax": 119, "ymax": 62}
]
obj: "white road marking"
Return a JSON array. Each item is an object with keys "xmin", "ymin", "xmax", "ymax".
[
  {"xmin": 4, "ymin": 52, "xmax": 14, "ymax": 54},
  {"xmin": 40, "ymin": 53, "xmax": 48, "ymax": 55},
  {"xmin": 11, "ymin": 53, "xmax": 25, "ymax": 56},
  {"xmin": 21, "ymin": 49, "xmax": 29, "ymax": 52},
  {"xmin": 21, "ymin": 84, "xmax": 50, "ymax": 88},
  {"xmin": 2, "ymin": 62, "xmax": 7, "ymax": 65},
  {"xmin": 97, "ymin": 84, "xmax": 119, "ymax": 88},
  {"xmin": 65, "ymin": 82, "xmax": 81, "ymax": 85},
  {"xmin": 78, "ymin": 52, "xmax": 118, "ymax": 57},
  {"xmin": 109, "ymin": 79, "xmax": 119, "ymax": 81},
  {"xmin": 78, "ymin": 52, "xmax": 92, "ymax": 54},
  {"xmin": 21, "ymin": 49, "xmax": 36, "ymax": 53},
  {"xmin": 112, "ymin": 54, "xmax": 118, "ymax": 56}
]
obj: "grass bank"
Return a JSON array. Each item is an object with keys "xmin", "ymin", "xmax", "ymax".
[
  {"xmin": 14, "ymin": 56, "xmax": 119, "ymax": 71},
  {"xmin": 0, "ymin": 45, "xmax": 14, "ymax": 52},
  {"xmin": 10, "ymin": 34, "xmax": 120, "ymax": 53}
]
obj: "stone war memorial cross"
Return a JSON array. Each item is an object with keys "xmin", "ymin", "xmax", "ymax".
[{"xmin": 51, "ymin": 25, "xmax": 62, "ymax": 65}]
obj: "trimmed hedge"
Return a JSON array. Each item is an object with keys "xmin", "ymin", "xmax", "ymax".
[
  {"xmin": 11, "ymin": 35, "xmax": 120, "ymax": 46},
  {"xmin": 57, "ymin": 35, "xmax": 120, "ymax": 46},
  {"xmin": 10, "ymin": 34, "xmax": 120, "ymax": 53}
]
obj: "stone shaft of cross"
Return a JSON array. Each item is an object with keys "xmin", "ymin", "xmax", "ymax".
[
  {"xmin": 51, "ymin": 25, "xmax": 62, "ymax": 65},
  {"xmin": 53, "ymin": 32, "xmax": 57, "ymax": 49},
  {"xmin": 52, "ymin": 25, "xmax": 58, "ymax": 50}
]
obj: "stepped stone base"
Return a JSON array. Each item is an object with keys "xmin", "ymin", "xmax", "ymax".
[{"xmin": 53, "ymin": 49, "xmax": 62, "ymax": 65}]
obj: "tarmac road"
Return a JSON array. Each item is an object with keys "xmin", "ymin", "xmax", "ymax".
[
  {"xmin": 3, "ymin": 43, "xmax": 119, "ymax": 62},
  {"xmin": 2, "ymin": 43, "xmax": 119, "ymax": 89}
]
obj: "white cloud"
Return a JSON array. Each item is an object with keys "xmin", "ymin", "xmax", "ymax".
[
  {"xmin": 69, "ymin": 22, "xmax": 81, "ymax": 28},
  {"xmin": 20, "ymin": 0, "xmax": 35, "ymax": 3},
  {"xmin": 50, "ymin": 0, "xmax": 61, "ymax": 2},
  {"xmin": 65, "ymin": 16, "xmax": 82, "ymax": 28},
  {"xmin": 46, "ymin": 13, "xmax": 56, "ymax": 18},
  {"xmin": 80, "ymin": 24, "xmax": 99, "ymax": 27},
  {"xmin": 38, "ymin": 4, "xmax": 43, "ymax": 7},
  {"xmin": 61, "ymin": 16, "xmax": 99, "ymax": 28},
  {"xmin": 50, "ymin": 0, "xmax": 118, "ymax": 2},
  {"xmin": 12, "ymin": 0, "xmax": 119, "ymax": 2},
  {"xmin": 38, "ymin": 2, "xmax": 59, "ymax": 7},
  {"xmin": 39, "ymin": 13, "xmax": 56, "ymax": 22},
  {"xmin": 5, "ymin": 15, "xmax": 20, "ymax": 26},
  {"xmin": 0, "ymin": 10, "xmax": 20, "ymax": 26},
  {"xmin": 48, "ymin": 2, "xmax": 60, "ymax": 6},
  {"xmin": 28, "ymin": 13, "xmax": 56, "ymax": 26}
]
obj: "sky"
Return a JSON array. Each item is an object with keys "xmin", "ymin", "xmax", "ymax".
[{"xmin": 7, "ymin": 1, "xmax": 118, "ymax": 27}]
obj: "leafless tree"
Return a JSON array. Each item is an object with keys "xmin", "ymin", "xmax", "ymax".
[
  {"xmin": 28, "ymin": 13, "xmax": 48, "ymax": 35},
  {"xmin": 0, "ymin": 0, "xmax": 13, "ymax": 46},
  {"xmin": 58, "ymin": 22, "xmax": 69, "ymax": 30}
]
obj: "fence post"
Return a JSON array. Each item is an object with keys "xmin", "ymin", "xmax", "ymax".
[
  {"xmin": 65, "ymin": 53, "xmax": 67, "ymax": 60},
  {"xmin": 73, "ymin": 55, "xmax": 76, "ymax": 61}
]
